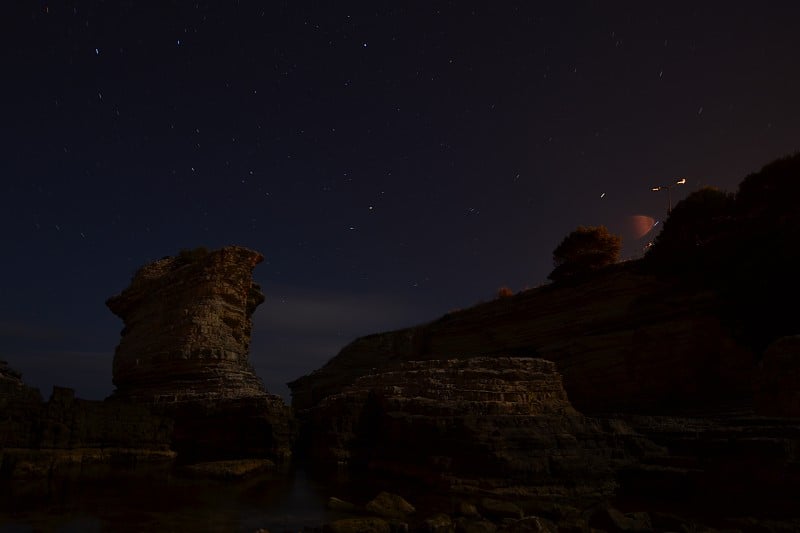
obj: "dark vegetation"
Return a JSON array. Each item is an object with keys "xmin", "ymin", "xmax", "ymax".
[
  {"xmin": 174, "ymin": 246, "xmax": 211, "ymax": 266},
  {"xmin": 547, "ymin": 225, "xmax": 622, "ymax": 282},
  {"xmin": 496, "ymin": 286, "xmax": 514, "ymax": 298},
  {"xmin": 644, "ymin": 151, "xmax": 800, "ymax": 352},
  {"xmin": 551, "ymin": 150, "xmax": 800, "ymax": 353}
]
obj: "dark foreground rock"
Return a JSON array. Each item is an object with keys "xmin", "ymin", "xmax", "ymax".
[
  {"xmin": 754, "ymin": 335, "xmax": 800, "ymax": 417},
  {"xmin": 179, "ymin": 458, "xmax": 276, "ymax": 479},
  {"xmin": 611, "ymin": 412, "xmax": 800, "ymax": 524},
  {"xmin": 0, "ymin": 375, "xmax": 174, "ymax": 478},
  {"xmin": 303, "ymin": 357, "xmax": 661, "ymax": 510},
  {"xmin": 304, "ymin": 486, "xmax": 800, "ymax": 533},
  {"xmin": 168, "ymin": 395, "xmax": 294, "ymax": 463},
  {"xmin": 298, "ymin": 355, "xmax": 800, "ymax": 531}
]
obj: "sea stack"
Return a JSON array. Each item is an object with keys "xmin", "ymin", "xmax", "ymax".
[
  {"xmin": 106, "ymin": 245, "xmax": 295, "ymax": 462},
  {"xmin": 106, "ymin": 245, "xmax": 268, "ymax": 402}
]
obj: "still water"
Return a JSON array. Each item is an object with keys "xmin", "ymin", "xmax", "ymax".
[{"xmin": 0, "ymin": 466, "xmax": 410, "ymax": 533}]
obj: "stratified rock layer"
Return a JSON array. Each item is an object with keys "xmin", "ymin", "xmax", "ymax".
[
  {"xmin": 0, "ymin": 368, "xmax": 175, "ymax": 479},
  {"xmin": 305, "ymin": 357, "xmax": 659, "ymax": 506},
  {"xmin": 106, "ymin": 246, "xmax": 296, "ymax": 463},
  {"xmin": 290, "ymin": 265, "xmax": 755, "ymax": 415},
  {"xmin": 107, "ymin": 246, "xmax": 267, "ymax": 402}
]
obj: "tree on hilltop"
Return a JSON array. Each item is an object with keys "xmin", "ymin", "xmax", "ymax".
[{"xmin": 548, "ymin": 225, "xmax": 621, "ymax": 282}]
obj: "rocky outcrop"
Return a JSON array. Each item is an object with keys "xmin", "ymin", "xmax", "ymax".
[
  {"xmin": 755, "ymin": 335, "xmax": 800, "ymax": 416},
  {"xmin": 0, "ymin": 368, "xmax": 174, "ymax": 479},
  {"xmin": 290, "ymin": 265, "xmax": 756, "ymax": 416},
  {"xmin": 300, "ymin": 355, "xmax": 800, "ymax": 530},
  {"xmin": 304, "ymin": 357, "xmax": 661, "ymax": 508},
  {"xmin": 612, "ymin": 412, "xmax": 800, "ymax": 522},
  {"xmin": 287, "ymin": 152, "xmax": 800, "ymax": 531},
  {"xmin": 168, "ymin": 394, "xmax": 295, "ymax": 463},
  {"xmin": 107, "ymin": 246, "xmax": 268, "ymax": 403},
  {"xmin": 1, "ymin": 246, "xmax": 296, "ymax": 475},
  {"xmin": 0, "ymin": 361, "xmax": 43, "ymax": 447},
  {"xmin": 0, "ymin": 360, "xmax": 27, "ymax": 385},
  {"xmin": 105, "ymin": 246, "xmax": 296, "ymax": 463}
]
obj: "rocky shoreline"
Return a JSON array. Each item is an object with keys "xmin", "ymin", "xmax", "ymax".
[{"xmin": 2, "ymin": 235, "xmax": 799, "ymax": 531}]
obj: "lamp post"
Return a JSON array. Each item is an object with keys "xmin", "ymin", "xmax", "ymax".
[{"xmin": 651, "ymin": 178, "xmax": 686, "ymax": 216}]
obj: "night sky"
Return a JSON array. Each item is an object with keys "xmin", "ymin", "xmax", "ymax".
[{"xmin": 3, "ymin": 2, "xmax": 799, "ymax": 402}]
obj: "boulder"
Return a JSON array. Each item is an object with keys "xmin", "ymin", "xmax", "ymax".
[{"xmin": 365, "ymin": 491, "xmax": 416, "ymax": 519}]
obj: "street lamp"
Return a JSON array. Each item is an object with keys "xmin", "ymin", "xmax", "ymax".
[{"xmin": 651, "ymin": 178, "xmax": 687, "ymax": 216}]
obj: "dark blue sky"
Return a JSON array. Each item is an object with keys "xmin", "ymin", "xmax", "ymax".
[{"xmin": 2, "ymin": 1, "xmax": 799, "ymax": 401}]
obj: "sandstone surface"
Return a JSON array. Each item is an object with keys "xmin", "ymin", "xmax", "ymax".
[
  {"xmin": 0, "ymin": 367, "xmax": 174, "ymax": 479},
  {"xmin": 107, "ymin": 245, "xmax": 268, "ymax": 402},
  {"xmin": 2, "ymin": 246, "xmax": 296, "ymax": 475},
  {"xmin": 105, "ymin": 245, "xmax": 296, "ymax": 462},
  {"xmin": 305, "ymin": 357, "xmax": 660, "ymax": 509}
]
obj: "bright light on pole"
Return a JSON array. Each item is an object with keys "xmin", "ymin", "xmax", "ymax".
[{"xmin": 651, "ymin": 177, "xmax": 687, "ymax": 216}]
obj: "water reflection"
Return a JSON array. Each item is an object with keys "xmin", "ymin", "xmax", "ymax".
[{"xmin": 0, "ymin": 466, "xmax": 343, "ymax": 533}]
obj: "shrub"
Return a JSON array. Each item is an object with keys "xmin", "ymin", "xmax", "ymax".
[
  {"xmin": 175, "ymin": 246, "xmax": 210, "ymax": 266},
  {"xmin": 497, "ymin": 286, "xmax": 514, "ymax": 298},
  {"xmin": 548, "ymin": 225, "xmax": 621, "ymax": 282}
]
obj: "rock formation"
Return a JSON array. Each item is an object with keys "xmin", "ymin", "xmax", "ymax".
[
  {"xmin": 296, "ymin": 327, "xmax": 800, "ymax": 530},
  {"xmin": 105, "ymin": 245, "xmax": 295, "ymax": 463},
  {"xmin": 1, "ymin": 361, "xmax": 174, "ymax": 478},
  {"xmin": 611, "ymin": 411, "xmax": 800, "ymax": 522},
  {"xmin": 304, "ymin": 357, "xmax": 661, "ymax": 509},
  {"xmin": 106, "ymin": 245, "xmax": 268, "ymax": 403},
  {"xmin": 290, "ymin": 264, "xmax": 756, "ymax": 416},
  {"xmin": 0, "ymin": 360, "xmax": 44, "ymax": 449},
  {"xmin": 755, "ymin": 335, "xmax": 800, "ymax": 417},
  {"xmin": 1, "ymin": 246, "xmax": 296, "ymax": 475},
  {"xmin": 291, "ymin": 146, "xmax": 800, "ymax": 417},
  {"xmin": 290, "ymin": 259, "xmax": 799, "ymax": 527}
]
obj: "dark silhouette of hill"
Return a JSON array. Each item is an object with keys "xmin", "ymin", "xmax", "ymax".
[{"xmin": 642, "ymin": 150, "xmax": 800, "ymax": 353}]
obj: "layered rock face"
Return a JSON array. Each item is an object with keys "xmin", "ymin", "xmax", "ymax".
[
  {"xmin": 106, "ymin": 246, "xmax": 295, "ymax": 462},
  {"xmin": 107, "ymin": 246, "xmax": 268, "ymax": 402},
  {"xmin": 0, "ymin": 361, "xmax": 45, "ymax": 448},
  {"xmin": 290, "ymin": 265, "xmax": 756, "ymax": 415},
  {"xmin": 2, "ymin": 385, "xmax": 173, "ymax": 451},
  {"xmin": 305, "ymin": 357, "xmax": 659, "ymax": 506},
  {"xmin": 0, "ymin": 365, "xmax": 174, "ymax": 479}
]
